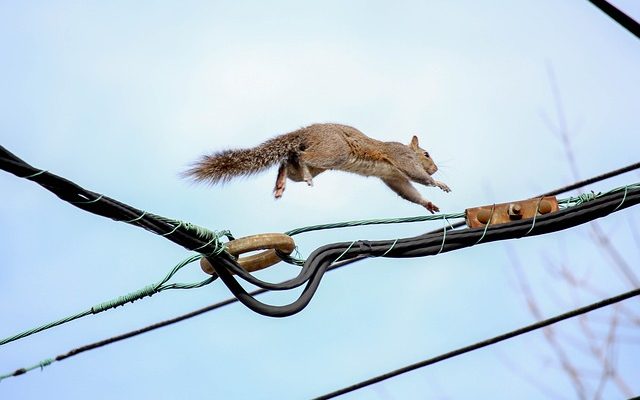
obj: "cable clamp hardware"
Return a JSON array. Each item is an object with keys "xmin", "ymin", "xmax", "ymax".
[
  {"xmin": 465, "ymin": 196, "xmax": 559, "ymax": 228},
  {"xmin": 200, "ymin": 233, "xmax": 296, "ymax": 276}
]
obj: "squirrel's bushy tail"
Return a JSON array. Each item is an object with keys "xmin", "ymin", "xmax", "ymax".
[{"xmin": 183, "ymin": 132, "xmax": 304, "ymax": 184}]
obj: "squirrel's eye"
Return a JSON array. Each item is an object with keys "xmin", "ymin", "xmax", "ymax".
[{"xmin": 423, "ymin": 151, "xmax": 430, "ymax": 158}]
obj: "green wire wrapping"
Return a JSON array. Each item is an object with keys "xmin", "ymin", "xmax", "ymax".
[
  {"xmin": 557, "ymin": 183, "xmax": 640, "ymax": 208},
  {"xmin": 0, "ymin": 252, "xmax": 220, "ymax": 348},
  {"xmin": 0, "ymin": 359, "xmax": 54, "ymax": 382},
  {"xmin": 3, "ymin": 185, "xmax": 637, "ymax": 350},
  {"xmin": 284, "ymin": 212, "xmax": 466, "ymax": 237},
  {"xmin": 1, "ymin": 183, "xmax": 638, "ymax": 381}
]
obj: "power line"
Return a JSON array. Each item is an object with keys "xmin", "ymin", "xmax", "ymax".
[
  {"xmin": 5, "ymin": 144, "xmax": 638, "ymax": 318},
  {"xmin": 540, "ymin": 162, "xmax": 640, "ymax": 196},
  {"xmin": 425, "ymin": 161, "xmax": 640, "ymax": 235},
  {"xmin": 0, "ymin": 254, "xmax": 217, "ymax": 347},
  {"xmin": 3, "ymin": 146, "xmax": 640, "ymax": 318},
  {"xmin": 0, "ymin": 255, "xmax": 368, "ymax": 382},
  {"xmin": 3, "ymin": 146, "xmax": 640, "ymax": 388},
  {"xmin": 212, "ymin": 184, "xmax": 640, "ymax": 317},
  {"xmin": 2, "ymin": 183, "xmax": 638, "ymax": 379},
  {"xmin": 313, "ymin": 286, "xmax": 640, "ymax": 399},
  {"xmin": 588, "ymin": 0, "xmax": 640, "ymax": 39}
]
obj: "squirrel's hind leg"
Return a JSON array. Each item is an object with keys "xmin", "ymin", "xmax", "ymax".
[
  {"xmin": 274, "ymin": 163, "xmax": 287, "ymax": 199},
  {"xmin": 301, "ymin": 163, "xmax": 314, "ymax": 186}
]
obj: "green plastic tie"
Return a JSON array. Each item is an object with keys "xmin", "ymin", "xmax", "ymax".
[
  {"xmin": 380, "ymin": 239, "xmax": 398, "ymax": 257},
  {"xmin": 22, "ymin": 170, "xmax": 47, "ymax": 179},
  {"xmin": 333, "ymin": 241, "xmax": 357, "ymax": 263},
  {"xmin": 71, "ymin": 194, "xmax": 104, "ymax": 204},
  {"xmin": 474, "ymin": 204, "xmax": 495, "ymax": 245},
  {"xmin": 524, "ymin": 197, "xmax": 544, "ymax": 236},
  {"xmin": 124, "ymin": 211, "xmax": 147, "ymax": 223},
  {"xmin": 436, "ymin": 217, "xmax": 452, "ymax": 255},
  {"xmin": 613, "ymin": 186, "xmax": 629, "ymax": 212}
]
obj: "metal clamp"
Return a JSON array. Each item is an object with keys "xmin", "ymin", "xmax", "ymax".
[
  {"xmin": 200, "ymin": 233, "xmax": 296, "ymax": 276},
  {"xmin": 465, "ymin": 196, "xmax": 559, "ymax": 228}
]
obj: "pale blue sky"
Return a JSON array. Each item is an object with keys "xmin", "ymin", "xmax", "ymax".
[{"xmin": 1, "ymin": 1, "xmax": 639, "ymax": 399}]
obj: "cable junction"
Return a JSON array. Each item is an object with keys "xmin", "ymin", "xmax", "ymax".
[{"xmin": 1, "ymin": 145, "xmax": 640, "ymax": 383}]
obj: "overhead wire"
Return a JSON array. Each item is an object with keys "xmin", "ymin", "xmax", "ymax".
[
  {"xmin": 0, "ymin": 254, "xmax": 218, "ymax": 347},
  {"xmin": 1, "ymin": 0, "xmax": 638, "ymax": 391},
  {"xmin": 2, "ymin": 175, "xmax": 639, "ymax": 379},
  {"xmin": 3, "ymin": 145, "xmax": 640, "ymax": 317},
  {"xmin": 424, "ymin": 160, "xmax": 640, "ymax": 235},
  {"xmin": 0, "ymin": 256, "xmax": 368, "ymax": 382},
  {"xmin": 313, "ymin": 1, "xmax": 640, "ymax": 390},
  {"xmin": 312, "ymin": 286, "xmax": 640, "ymax": 399},
  {"xmin": 587, "ymin": 0, "xmax": 640, "ymax": 39},
  {"xmin": 211, "ymin": 184, "xmax": 640, "ymax": 317}
]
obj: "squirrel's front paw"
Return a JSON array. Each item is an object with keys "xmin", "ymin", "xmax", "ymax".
[{"xmin": 435, "ymin": 181, "xmax": 451, "ymax": 193}]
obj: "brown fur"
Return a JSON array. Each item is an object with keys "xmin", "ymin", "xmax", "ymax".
[{"xmin": 184, "ymin": 123, "xmax": 450, "ymax": 212}]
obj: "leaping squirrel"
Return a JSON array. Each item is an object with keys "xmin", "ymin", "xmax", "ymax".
[{"xmin": 184, "ymin": 123, "xmax": 451, "ymax": 213}]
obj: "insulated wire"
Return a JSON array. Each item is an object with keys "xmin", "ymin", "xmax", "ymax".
[{"xmin": 313, "ymin": 286, "xmax": 640, "ymax": 399}]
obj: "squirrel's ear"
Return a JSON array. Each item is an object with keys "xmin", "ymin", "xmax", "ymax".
[{"xmin": 409, "ymin": 135, "xmax": 420, "ymax": 149}]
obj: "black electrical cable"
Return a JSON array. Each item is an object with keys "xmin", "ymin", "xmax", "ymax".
[
  {"xmin": 588, "ymin": 0, "xmax": 640, "ymax": 39},
  {"xmin": 2, "ymin": 145, "xmax": 639, "ymax": 379},
  {"xmin": 0, "ymin": 146, "xmax": 357, "ymax": 293},
  {"xmin": 0, "ymin": 146, "xmax": 311, "ymax": 292},
  {"xmin": 425, "ymin": 161, "xmax": 640, "ymax": 235},
  {"xmin": 210, "ymin": 186, "xmax": 640, "ymax": 317},
  {"xmin": 2, "ymin": 145, "xmax": 640, "ymax": 317},
  {"xmin": 0, "ymin": 147, "xmax": 222, "ymax": 255},
  {"xmin": 3, "ymin": 189, "xmax": 639, "ymax": 378},
  {"xmin": 0, "ymin": 256, "xmax": 370, "ymax": 380},
  {"xmin": 313, "ymin": 286, "xmax": 640, "ymax": 399},
  {"xmin": 541, "ymin": 161, "xmax": 640, "ymax": 197}
]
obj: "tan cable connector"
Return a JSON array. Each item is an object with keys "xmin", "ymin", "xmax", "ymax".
[
  {"xmin": 201, "ymin": 233, "xmax": 296, "ymax": 276},
  {"xmin": 465, "ymin": 196, "xmax": 559, "ymax": 228}
]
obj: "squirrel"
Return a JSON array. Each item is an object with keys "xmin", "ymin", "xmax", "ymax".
[{"xmin": 184, "ymin": 123, "xmax": 451, "ymax": 213}]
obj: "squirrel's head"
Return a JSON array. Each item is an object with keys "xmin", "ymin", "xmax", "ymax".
[{"xmin": 409, "ymin": 135, "xmax": 438, "ymax": 175}]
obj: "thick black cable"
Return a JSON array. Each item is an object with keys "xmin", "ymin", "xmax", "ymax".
[
  {"xmin": 4, "ymin": 189, "xmax": 639, "ymax": 378},
  {"xmin": 0, "ymin": 146, "xmax": 312, "ymax": 291},
  {"xmin": 313, "ymin": 286, "xmax": 640, "ymax": 399},
  {"xmin": 426, "ymin": 160, "xmax": 640, "ymax": 234},
  {"xmin": 2, "ymin": 145, "xmax": 640, "ymax": 317},
  {"xmin": 1, "ymin": 148, "xmax": 638, "ymax": 379},
  {"xmin": 588, "ymin": 0, "xmax": 640, "ymax": 39},
  {"xmin": 0, "ymin": 147, "xmax": 222, "ymax": 256},
  {"xmin": 208, "ymin": 186, "xmax": 640, "ymax": 316},
  {"xmin": 0, "ymin": 146, "xmax": 350, "ymax": 292},
  {"xmin": 0, "ymin": 256, "xmax": 370, "ymax": 380}
]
